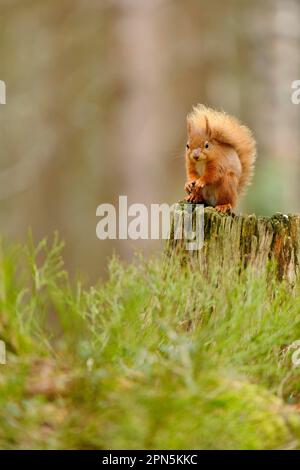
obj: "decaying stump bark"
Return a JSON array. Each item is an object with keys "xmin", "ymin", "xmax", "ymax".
[{"xmin": 167, "ymin": 203, "xmax": 300, "ymax": 281}]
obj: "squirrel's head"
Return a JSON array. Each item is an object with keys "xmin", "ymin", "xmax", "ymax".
[{"xmin": 186, "ymin": 115, "xmax": 221, "ymax": 163}]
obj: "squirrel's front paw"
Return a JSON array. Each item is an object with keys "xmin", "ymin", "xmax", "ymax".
[
  {"xmin": 215, "ymin": 203, "xmax": 232, "ymax": 214},
  {"xmin": 185, "ymin": 191, "xmax": 204, "ymax": 203},
  {"xmin": 184, "ymin": 181, "xmax": 196, "ymax": 194},
  {"xmin": 195, "ymin": 177, "xmax": 206, "ymax": 190},
  {"xmin": 185, "ymin": 193, "xmax": 198, "ymax": 203}
]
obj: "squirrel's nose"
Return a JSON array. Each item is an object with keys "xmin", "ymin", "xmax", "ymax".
[{"xmin": 193, "ymin": 148, "xmax": 201, "ymax": 160}]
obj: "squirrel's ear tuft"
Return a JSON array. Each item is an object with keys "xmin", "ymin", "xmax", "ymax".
[
  {"xmin": 187, "ymin": 117, "xmax": 191, "ymax": 134},
  {"xmin": 187, "ymin": 117, "xmax": 195, "ymax": 136},
  {"xmin": 204, "ymin": 115, "xmax": 212, "ymax": 139}
]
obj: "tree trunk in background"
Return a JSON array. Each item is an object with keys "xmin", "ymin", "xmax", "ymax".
[
  {"xmin": 114, "ymin": 0, "xmax": 166, "ymax": 202},
  {"xmin": 268, "ymin": 0, "xmax": 300, "ymax": 211},
  {"xmin": 113, "ymin": 0, "xmax": 170, "ymax": 257},
  {"xmin": 242, "ymin": 0, "xmax": 300, "ymax": 212}
]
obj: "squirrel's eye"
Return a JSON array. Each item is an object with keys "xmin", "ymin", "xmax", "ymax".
[
  {"xmin": 205, "ymin": 142, "xmax": 209, "ymax": 149},
  {"xmin": 186, "ymin": 143, "xmax": 190, "ymax": 150}
]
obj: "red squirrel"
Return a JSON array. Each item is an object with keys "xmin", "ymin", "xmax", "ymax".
[{"xmin": 184, "ymin": 105, "xmax": 256, "ymax": 212}]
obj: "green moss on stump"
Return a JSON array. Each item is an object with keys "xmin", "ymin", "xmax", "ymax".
[{"xmin": 168, "ymin": 204, "xmax": 300, "ymax": 281}]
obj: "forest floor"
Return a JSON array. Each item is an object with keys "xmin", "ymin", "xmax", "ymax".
[{"xmin": 1, "ymin": 234, "xmax": 300, "ymax": 449}]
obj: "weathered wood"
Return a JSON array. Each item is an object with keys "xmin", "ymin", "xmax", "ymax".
[{"xmin": 167, "ymin": 203, "xmax": 300, "ymax": 281}]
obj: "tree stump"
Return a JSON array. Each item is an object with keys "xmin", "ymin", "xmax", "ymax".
[{"xmin": 167, "ymin": 203, "xmax": 300, "ymax": 281}]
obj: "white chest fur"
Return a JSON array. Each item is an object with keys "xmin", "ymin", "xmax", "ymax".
[
  {"xmin": 195, "ymin": 160, "xmax": 216, "ymax": 206},
  {"xmin": 195, "ymin": 161, "xmax": 206, "ymax": 176}
]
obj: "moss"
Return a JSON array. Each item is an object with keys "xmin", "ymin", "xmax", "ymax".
[{"xmin": 170, "ymin": 206, "xmax": 300, "ymax": 281}]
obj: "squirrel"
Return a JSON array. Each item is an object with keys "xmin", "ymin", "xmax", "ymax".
[{"xmin": 184, "ymin": 104, "xmax": 256, "ymax": 212}]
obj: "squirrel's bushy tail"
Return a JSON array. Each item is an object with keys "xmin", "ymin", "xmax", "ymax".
[{"xmin": 188, "ymin": 104, "xmax": 257, "ymax": 195}]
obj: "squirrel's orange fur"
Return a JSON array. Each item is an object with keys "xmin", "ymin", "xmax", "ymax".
[{"xmin": 184, "ymin": 104, "xmax": 256, "ymax": 212}]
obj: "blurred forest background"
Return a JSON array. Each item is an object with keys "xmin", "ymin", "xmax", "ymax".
[{"xmin": 0, "ymin": 0, "xmax": 300, "ymax": 282}]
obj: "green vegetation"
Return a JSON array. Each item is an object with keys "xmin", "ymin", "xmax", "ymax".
[{"xmin": 1, "ymin": 234, "xmax": 300, "ymax": 449}]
